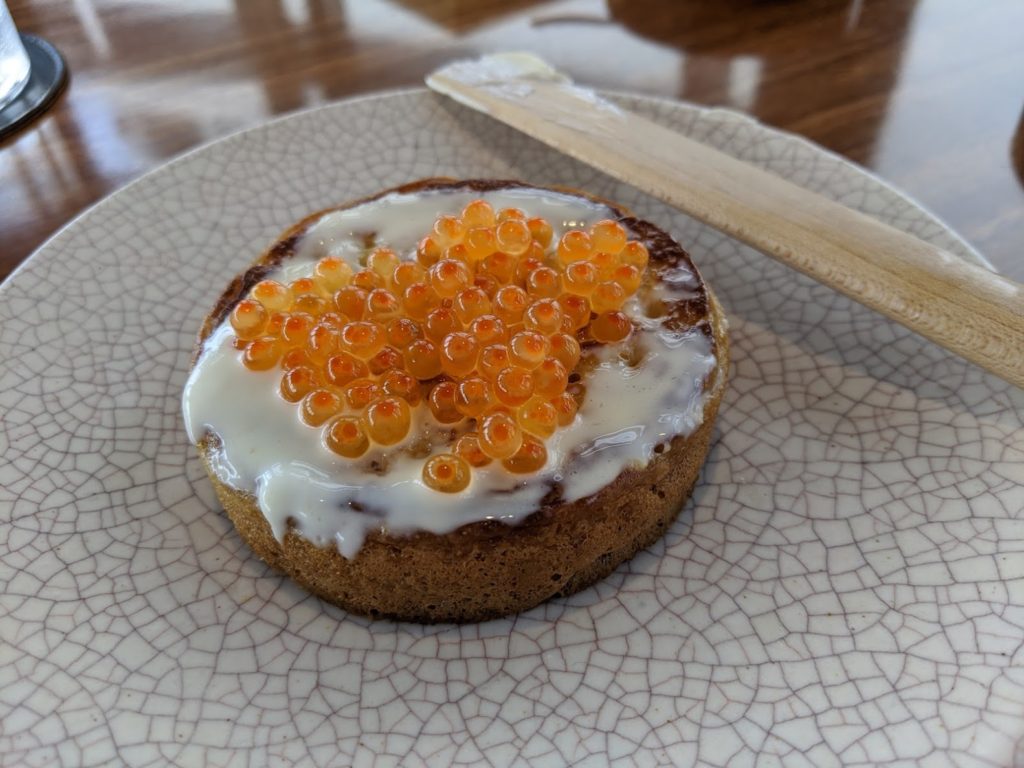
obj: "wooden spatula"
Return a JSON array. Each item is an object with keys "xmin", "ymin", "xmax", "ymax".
[{"xmin": 427, "ymin": 53, "xmax": 1024, "ymax": 390}]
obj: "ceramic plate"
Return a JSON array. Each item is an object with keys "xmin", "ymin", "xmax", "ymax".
[{"xmin": 1, "ymin": 89, "xmax": 1022, "ymax": 768}]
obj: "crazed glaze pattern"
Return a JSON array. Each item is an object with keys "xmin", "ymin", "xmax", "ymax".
[{"xmin": 1, "ymin": 91, "xmax": 1022, "ymax": 767}]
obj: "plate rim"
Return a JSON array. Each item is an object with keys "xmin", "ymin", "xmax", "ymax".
[{"xmin": 0, "ymin": 83, "xmax": 1020, "ymax": 767}]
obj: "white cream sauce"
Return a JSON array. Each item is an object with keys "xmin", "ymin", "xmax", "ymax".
[
  {"xmin": 183, "ymin": 186, "xmax": 717, "ymax": 558},
  {"xmin": 427, "ymin": 52, "xmax": 627, "ymax": 138},
  {"xmin": 427, "ymin": 52, "xmax": 570, "ymax": 89}
]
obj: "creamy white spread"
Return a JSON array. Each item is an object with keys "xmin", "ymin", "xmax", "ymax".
[
  {"xmin": 427, "ymin": 53, "xmax": 626, "ymax": 136},
  {"xmin": 427, "ymin": 52, "xmax": 570, "ymax": 89},
  {"xmin": 183, "ymin": 186, "xmax": 718, "ymax": 558}
]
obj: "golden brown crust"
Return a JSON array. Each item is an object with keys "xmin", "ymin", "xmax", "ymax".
[{"xmin": 192, "ymin": 179, "xmax": 729, "ymax": 623}]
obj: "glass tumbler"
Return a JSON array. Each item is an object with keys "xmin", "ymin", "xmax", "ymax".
[{"xmin": 0, "ymin": 1, "xmax": 30, "ymax": 109}]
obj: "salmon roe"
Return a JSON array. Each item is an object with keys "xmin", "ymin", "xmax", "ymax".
[{"xmin": 228, "ymin": 203, "xmax": 649, "ymax": 488}]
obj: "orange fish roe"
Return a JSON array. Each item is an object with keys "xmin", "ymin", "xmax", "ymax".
[
  {"xmin": 340, "ymin": 321, "xmax": 386, "ymax": 360},
  {"xmin": 391, "ymin": 261, "xmax": 425, "ymax": 290},
  {"xmin": 453, "ymin": 287, "xmax": 492, "ymax": 325},
  {"xmin": 469, "ymin": 315, "xmax": 508, "ymax": 346},
  {"xmin": 590, "ymin": 281, "xmax": 627, "ymax": 313},
  {"xmin": 527, "ymin": 217, "xmax": 553, "ymax": 248},
  {"xmin": 292, "ymin": 294, "xmax": 330, "ymax": 317},
  {"xmin": 483, "ymin": 252, "xmax": 516, "ymax": 284},
  {"xmin": 432, "ymin": 215, "xmax": 466, "ymax": 248},
  {"xmin": 230, "ymin": 300, "xmax": 268, "ymax": 340},
  {"xmin": 416, "ymin": 235, "xmax": 443, "ymax": 268},
  {"xmin": 474, "ymin": 273, "xmax": 500, "ymax": 299},
  {"xmin": 424, "ymin": 306, "xmax": 460, "ymax": 343},
  {"xmin": 611, "ymin": 264, "xmax": 642, "ymax": 294},
  {"xmin": 517, "ymin": 398, "xmax": 558, "ymax": 439},
  {"xmin": 563, "ymin": 261, "xmax": 598, "ymax": 296},
  {"xmin": 251, "ymin": 280, "xmax": 292, "ymax": 312},
  {"xmin": 402, "ymin": 282, "xmax": 439, "ymax": 320},
  {"xmin": 282, "ymin": 347, "xmax": 312, "ymax": 371},
  {"xmin": 509, "ymin": 331, "xmax": 548, "ymax": 370},
  {"xmin": 551, "ymin": 391, "xmax": 579, "ymax": 426},
  {"xmin": 243, "ymin": 337, "xmax": 282, "ymax": 370},
  {"xmin": 318, "ymin": 312, "xmax": 348, "ymax": 330},
  {"xmin": 280, "ymin": 365, "xmax": 320, "ymax": 403},
  {"xmin": 558, "ymin": 294, "xmax": 592, "ymax": 332},
  {"xmin": 620, "ymin": 240, "xmax": 649, "ymax": 270},
  {"xmin": 525, "ymin": 266, "xmax": 561, "ymax": 299},
  {"xmin": 326, "ymin": 353, "xmax": 369, "ymax": 387},
  {"xmin": 380, "ymin": 369, "xmax": 422, "ymax": 405},
  {"xmin": 428, "ymin": 259, "xmax": 471, "ymax": 298},
  {"xmin": 533, "ymin": 359, "xmax": 569, "ymax": 399},
  {"xmin": 454, "ymin": 433, "xmax": 492, "ymax": 467},
  {"xmin": 445, "ymin": 243, "xmax": 470, "ymax": 263},
  {"xmin": 462, "ymin": 199, "xmax": 497, "ymax": 229},
  {"xmin": 549, "ymin": 333, "xmax": 582, "ymax": 371},
  {"xmin": 439, "ymin": 332, "xmax": 479, "ymax": 378},
  {"xmin": 557, "ymin": 230, "xmax": 592, "ymax": 265},
  {"xmin": 368, "ymin": 346, "xmax": 403, "ymax": 376},
  {"xmin": 590, "ymin": 219, "xmax": 628, "ymax": 255},
  {"xmin": 455, "ymin": 376, "xmax": 495, "ymax": 418},
  {"xmin": 301, "ymin": 389, "xmax": 343, "ymax": 426},
  {"xmin": 495, "ymin": 219, "xmax": 532, "ymax": 257},
  {"xmin": 503, "ymin": 434, "xmax": 548, "ymax": 473},
  {"xmin": 334, "ymin": 286, "xmax": 368, "ymax": 320},
  {"xmin": 351, "ymin": 269, "xmax": 384, "ymax": 291},
  {"xmin": 590, "ymin": 250, "xmax": 619, "ymax": 281},
  {"xmin": 314, "ymin": 257, "xmax": 353, "ymax": 293},
  {"xmin": 365, "ymin": 397, "xmax": 411, "ymax": 445},
  {"xmin": 464, "ymin": 227, "xmax": 497, "ymax": 262},
  {"xmin": 422, "ymin": 453, "xmax": 471, "ymax": 493},
  {"xmin": 479, "ymin": 344, "xmax": 512, "ymax": 379},
  {"xmin": 290, "ymin": 277, "xmax": 321, "ymax": 298},
  {"xmin": 494, "ymin": 366, "xmax": 535, "ymax": 406},
  {"xmin": 365, "ymin": 289, "xmax": 402, "ymax": 322},
  {"xmin": 367, "ymin": 247, "xmax": 399, "ymax": 279},
  {"xmin": 344, "ymin": 378, "xmax": 381, "ymax": 411},
  {"xmin": 493, "ymin": 285, "xmax": 529, "ymax": 325},
  {"xmin": 228, "ymin": 207, "xmax": 649, "ymax": 485},
  {"xmin": 515, "ymin": 255, "xmax": 543, "ymax": 286},
  {"xmin": 405, "ymin": 339, "xmax": 443, "ymax": 380},
  {"xmin": 525, "ymin": 240, "xmax": 546, "ymax": 262},
  {"xmin": 307, "ymin": 323, "xmax": 341, "ymax": 364},
  {"xmin": 386, "ymin": 317, "xmax": 422, "ymax": 349},
  {"xmin": 325, "ymin": 415, "xmax": 370, "ymax": 458},
  {"xmin": 524, "ymin": 298, "xmax": 563, "ymax": 336},
  {"xmin": 428, "ymin": 380, "xmax": 461, "ymax": 424},
  {"xmin": 266, "ymin": 311, "xmax": 287, "ymax": 338},
  {"xmin": 591, "ymin": 311, "xmax": 632, "ymax": 343},
  {"xmin": 479, "ymin": 412, "xmax": 523, "ymax": 460}
]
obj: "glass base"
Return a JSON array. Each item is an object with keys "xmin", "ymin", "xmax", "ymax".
[
  {"xmin": 0, "ymin": 67, "xmax": 31, "ymax": 110},
  {"xmin": 0, "ymin": 34, "xmax": 66, "ymax": 140}
]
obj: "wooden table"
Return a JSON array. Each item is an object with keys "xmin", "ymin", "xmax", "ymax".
[{"xmin": 3, "ymin": 0, "xmax": 1022, "ymax": 282}]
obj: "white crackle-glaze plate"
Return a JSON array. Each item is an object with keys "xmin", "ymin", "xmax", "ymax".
[{"xmin": 1, "ymin": 89, "xmax": 1022, "ymax": 768}]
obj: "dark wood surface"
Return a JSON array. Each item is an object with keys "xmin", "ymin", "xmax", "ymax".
[{"xmin": 3, "ymin": 0, "xmax": 1022, "ymax": 281}]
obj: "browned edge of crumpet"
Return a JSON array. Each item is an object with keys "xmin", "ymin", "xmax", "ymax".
[{"xmin": 192, "ymin": 178, "xmax": 730, "ymax": 623}]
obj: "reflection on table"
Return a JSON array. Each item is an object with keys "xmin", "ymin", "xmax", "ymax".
[{"xmin": 2, "ymin": 0, "xmax": 1022, "ymax": 280}]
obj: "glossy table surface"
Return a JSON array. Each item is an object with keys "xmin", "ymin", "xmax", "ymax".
[{"xmin": 3, "ymin": 0, "xmax": 1023, "ymax": 282}]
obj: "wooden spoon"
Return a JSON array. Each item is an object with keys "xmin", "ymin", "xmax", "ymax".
[{"xmin": 427, "ymin": 53, "xmax": 1024, "ymax": 390}]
